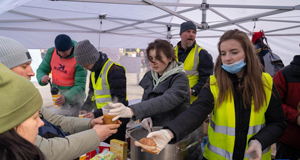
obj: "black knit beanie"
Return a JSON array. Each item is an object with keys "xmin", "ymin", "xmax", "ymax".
[
  {"xmin": 55, "ymin": 34, "xmax": 73, "ymax": 51},
  {"xmin": 180, "ymin": 21, "xmax": 197, "ymax": 35}
]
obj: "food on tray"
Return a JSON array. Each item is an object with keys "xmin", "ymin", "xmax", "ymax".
[{"xmin": 134, "ymin": 138, "xmax": 160, "ymax": 154}]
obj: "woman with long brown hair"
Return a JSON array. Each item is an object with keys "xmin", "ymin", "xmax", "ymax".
[
  {"xmin": 107, "ymin": 39, "xmax": 201, "ymax": 159},
  {"xmin": 145, "ymin": 29, "xmax": 287, "ymax": 160}
]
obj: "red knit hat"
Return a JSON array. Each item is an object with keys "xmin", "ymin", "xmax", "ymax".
[{"xmin": 251, "ymin": 31, "xmax": 264, "ymax": 44}]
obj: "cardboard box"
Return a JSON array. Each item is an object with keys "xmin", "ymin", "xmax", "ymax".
[{"xmin": 110, "ymin": 139, "xmax": 128, "ymax": 160}]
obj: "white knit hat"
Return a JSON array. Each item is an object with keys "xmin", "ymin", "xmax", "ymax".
[{"xmin": 0, "ymin": 36, "xmax": 31, "ymax": 69}]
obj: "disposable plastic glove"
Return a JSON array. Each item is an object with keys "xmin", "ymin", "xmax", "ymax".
[
  {"xmin": 108, "ymin": 102, "xmax": 133, "ymax": 121},
  {"xmin": 142, "ymin": 117, "xmax": 153, "ymax": 132},
  {"xmin": 146, "ymin": 129, "xmax": 174, "ymax": 154},
  {"xmin": 245, "ymin": 139, "xmax": 262, "ymax": 160}
]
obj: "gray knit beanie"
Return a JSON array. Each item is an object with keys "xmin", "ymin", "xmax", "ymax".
[
  {"xmin": 74, "ymin": 40, "xmax": 100, "ymax": 67},
  {"xmin": 0, "ymin": 36, "xmax": 31, "ymax": 69},
  {"xmin": 179, "ymin": 21, "xmax": 197, "ymax": 35}
]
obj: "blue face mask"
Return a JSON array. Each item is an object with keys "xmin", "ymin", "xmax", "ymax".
[{"xmin": 221, "ymin": 59, "xmax": 246, "ymax": 74}]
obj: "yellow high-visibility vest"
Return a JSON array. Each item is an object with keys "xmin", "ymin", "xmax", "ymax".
[
  {"xmin": 204, "ymin": 73, "xmax": 272, "ymax": 160},
  {"xmin": 174, "ymin": 44, "xmax": 203, "ymax": 103},
  {"xmin": 91, "ymin": 59, "xmax": 127, "ymax": 109}
]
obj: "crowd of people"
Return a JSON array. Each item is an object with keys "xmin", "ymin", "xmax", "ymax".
[{"xmin": 0, "ymin": 20, "xmax": 298, "ymax": 160}]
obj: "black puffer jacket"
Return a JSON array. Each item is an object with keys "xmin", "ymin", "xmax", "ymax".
[
  {"xmin": 165, "ymin": 72, "xmax": 286, "ymax": 160},
  {"xmin": 81, "ymin": 52, "xmax": 128, "ymax": 112},
  {"xmin": 81, "ymin": 52, "xmax": 129, "ymax": 143}
]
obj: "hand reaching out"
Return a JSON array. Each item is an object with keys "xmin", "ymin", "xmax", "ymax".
[
  {"xmin": 55, "ymin": 95, "xmax": 65, "ymax": 105},
  {"xmin": 41, "ymin": 75, "xmax": 50, "ymax": 84},
  {"xmin": 145, "ymin": 129, "xmax": 174, "ymax": 154},
  {"xmin": 90, "ymin": 116, "xmax": 104, "ymax": 127},
  {"xmin": 142, "ymin": 117, "xmax": 153, "ymax": 132},
  {"xmin": 92, "ymin": 123, "xmax": 121, "ymax": 142},
  {"xmin": 108, "ymin": 102, "xmax": 134, "ymax": 121},
  {"xmin": 83, "ymin": 112, "xmax": 95, "ymax": 119},
  {"xmin": 90, "ymin": 116, "xmax": 122, "ymax": 128},
  {"xmin": 245, "ymin": 140, "xmax": 262, "ymax": 160}
]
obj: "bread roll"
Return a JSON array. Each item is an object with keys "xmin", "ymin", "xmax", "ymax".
[
  {"xmin": 139, "ymin": 138, "xmax": 156, "ymax": 146},
  {"xmin": 135, "ymin": 138, "xmax": 160, "ymax": 154}
]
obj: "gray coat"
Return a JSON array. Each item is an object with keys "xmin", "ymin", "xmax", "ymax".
[
  {"xmin": 35, "ymin": 107, "xmax": 100, "ymax": 160},
  {"xmin": 130, "ymin": 71, "xmax": 190, "ymax": 126}
]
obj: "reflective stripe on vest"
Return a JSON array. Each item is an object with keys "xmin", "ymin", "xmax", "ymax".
[
  {"xmin": 91, "ymin": 60, "xmax": 127, "ymax": 109},
  {"xmin": 206, "ymin": 142, "xmax": 271, "ymax": 159},
  {"xmin": 91, "ymin": 60, "xmax": 113, "ymax": 109},
  {"xmin": 174, "ymin": 44, "xmax": 203, "ymax": 103},
  {"xmin": 50, "ymin": 48, "xmax": 76, "ymax": 86},
  {"xmin": 204, "ymin": 73, "xmax": 273, "ymax": 160}
]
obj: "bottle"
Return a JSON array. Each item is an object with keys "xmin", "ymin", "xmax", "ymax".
[
  {"xmin": 201, "ymin": 136, "xmax": 208, "ymax": 151},
  {"xmin": 51, "ymin": 87, "xmax": 61, "ymax": 109}
]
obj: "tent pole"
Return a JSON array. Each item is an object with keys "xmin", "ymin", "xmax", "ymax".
[
  {"xmin": 167, "ymin": 25, "xmax": 172, "ymax": 42},
  {"xmin": 264, "ymin": 25, "xmax": 300, "ymax": 33},
  {"xmin": 209, "ymin": 9, "xmax": 290, "ymax": 29},
  {"xmin": 142, "ymin": 0, "xmax": 202, "ymax": 28},
  {"xmin": 98, "ymin": 14, "xmax": 106, "ymax": 50},
  {"xmin": 209, "ymin": 8, "xmax": 251, "ymax": 33},
  {"xmin": 201, "ymin": 0, "xmax": 208, "ymax": 30},
  {"xmin": 259, "ymin": 19, "xmax": 300, "ymax": 24}
]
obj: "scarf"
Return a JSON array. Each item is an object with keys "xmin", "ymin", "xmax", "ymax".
[{"xmin": 151, "ymin": 61, "xmax": 185, "ymax": 90}]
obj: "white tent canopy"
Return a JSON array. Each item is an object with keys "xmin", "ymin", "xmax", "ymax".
[{"xmin": 0, "ymin": 0, "xmax": 299, "ymax": 65}]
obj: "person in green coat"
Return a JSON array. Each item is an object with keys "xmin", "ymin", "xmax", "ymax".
[{"xmin": 37, "ymin": 34, "xmax": 87, "ymax": 117}]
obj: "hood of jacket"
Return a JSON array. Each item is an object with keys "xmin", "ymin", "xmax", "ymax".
[
  {"xmin": 290, "ymin": 55, "xmax": 300, "ymax": 76},
  {"xmin": 151, "ymin": 61, "xmax": 185, "ymax": 90}
]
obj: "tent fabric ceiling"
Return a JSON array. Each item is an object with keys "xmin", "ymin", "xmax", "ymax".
[{"xmin": 0, "ymin": 0, "xmax": 299, "ymax": 65}]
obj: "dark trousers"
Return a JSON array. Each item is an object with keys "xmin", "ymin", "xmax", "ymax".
[{"xmin": 276, "ymin": 142, "xmax": 300, "ymax": 160}]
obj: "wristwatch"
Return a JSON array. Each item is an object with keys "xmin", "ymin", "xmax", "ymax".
[{"xmin": 191, "ymin": 89, "xmax": 198, "ymax": 96}]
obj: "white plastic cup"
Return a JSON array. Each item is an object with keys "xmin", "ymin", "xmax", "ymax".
[{"xmin": 102, "ymin": 105, "xmax": 117, "ymax": 124}]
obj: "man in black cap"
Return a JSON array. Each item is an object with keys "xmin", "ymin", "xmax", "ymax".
[
  {"xmin": 36, "ymin": 34, "xmax": 87, "ymax": 117},
  {"xmin": 174, "ymin": 21, "xmax": 213, "ymax": 103},
  {"xmin": 174, "ymin": 21, "xmax": 213, "ymax": 160}
]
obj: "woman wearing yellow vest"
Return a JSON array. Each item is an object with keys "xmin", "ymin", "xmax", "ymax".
[{"xmin": 145, "ymin": 29, "xmax": 287, "ymax": 160}]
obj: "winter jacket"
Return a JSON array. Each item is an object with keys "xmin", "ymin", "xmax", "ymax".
[
  {"xmin": 262, "ymin": 50, "xmax": 284, "ymax": 77},
  {"xmin": 130, "ymin": 61, "xmax": 190, "ymax": 126},
  {"xmin": 176, "ymin": 41, "xmax": 213, "ymax": 95},
  {"xmin": 255, "ymin": 43, "xmax": 284, "ymax": 77},
  {"xmin": 81, "ymin": 52, "xmax": 129, "ymax": 143},
  {"xmin": 36, "ymin": 40, "xmax": 87, "ymax": 106},
  {"xmin": 165, "ymin": 72, "xmax": 287, "ymax": 160},
  {"xmin": 273, "ymin": 55, "xmax": 300, "ymax": 149},
  {"xmin": 81, "ymin": 52, "xmax": 128, "ymax": 112},
  {"xmin": 35, "ymin": 107, "xmax": 100, "ymax": 160}
]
